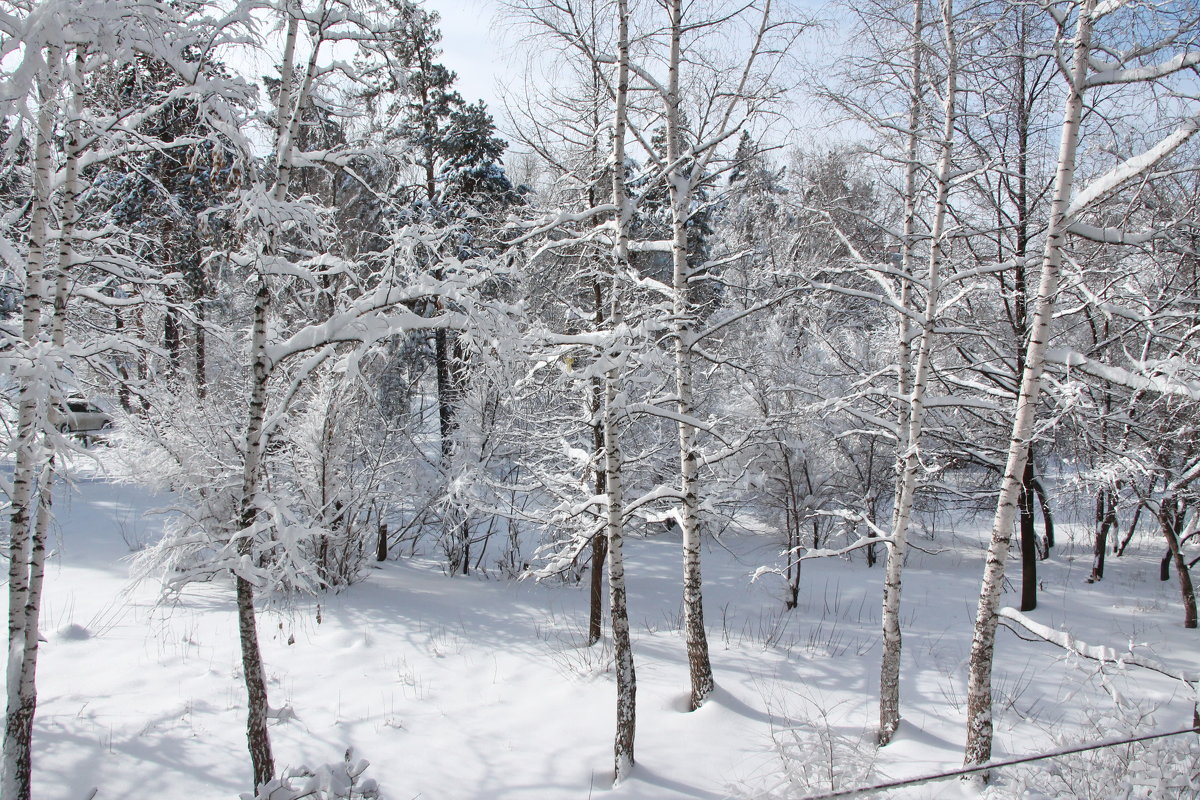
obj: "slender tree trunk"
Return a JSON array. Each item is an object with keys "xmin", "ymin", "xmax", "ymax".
[
  {"xmin": 663, "ymin": 0, "xmax": 715, "ymax": 710},
  {"xmin": 3, "ymin": 48, "xmax": 61, "ymax": 800},
  {"xmin": 237, "ymin": 278, "xmax": 276, "ymax": 790},
  {"xmin": 7, "ymin": 52, "xmax": 85, "ymax": 795},
  {"xmin": 783, "ymin": 450, "xmax": 802, "ymax": 609},
  {"xmin": 1034, "ymin": 478, "xmax": 1055, "ymax": 551},
  {"xmin": 588, "ymin": 280, "xmax": 609, "ymax": 646},
  {"xmin": 606, "ymin": 355, "xmax": 635, "ymax": 782},
  {"xmin": 164, "ymin": 281, "xmax": 183, "ymax": 382},
  {"xmin": 609, "ymin": 4, "xmax": 636, "ymax": 776},
  {"xmin": 193, "ymin": 261, "xmax": 209, "ymax": 397},
  {"xmin": 1117, "ymin": 500, "xmax": 1144, "ymax": 556},
  {"xmin": 888, "ymin": 0, "xmax": 925, "ymax": 540},
  {"xmin": 1159, "ymin": 497, "xmax": 1198, "ymax": 629},
  {"xmin": 964, "ymin": 0, "xmax": 1096, "ymax": 768},
  {"xmin": 881, "ymin": 0, "xmax": 954, "ymax": 747},
  {"xmin": 376, "ymin": 523, "xmax": 389, "ymax": 562},
  {"xmin": 226, "ymin": 5, "xmax": 316, "ymax": 787},
  {"xmin": 1018, "ymin": 456, "xmax": 1038, "ymax": 611},
  {"xmin": 1089, "ymin": 488, "xmax": 1116, "ymax": 582}
]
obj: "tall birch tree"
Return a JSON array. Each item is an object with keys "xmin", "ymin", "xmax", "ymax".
[
  {"xmin": 964, "ymin": 0, "xmax": 1200, "ymax": 767},
  {"xmin": 878, "ymin": 0, "xmax": 958, "ymax": 747}
]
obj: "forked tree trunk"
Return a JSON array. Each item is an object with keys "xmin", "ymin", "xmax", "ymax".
[
  {"xmin": 964, "ymin": 0, "xmax": 1096, "ymax": 767},
  {"xmin": 3, "ymin": 48, "xmax": 61, "ymax": 800},
  {"xmin": 7, "ymin": 52, "xmax": 85, "ymax": 797},
  {"xmin": 1159, "ymin": 497, "xmax": 1198, "ymax": 629},
  {"xmin": 880, "ymin": 0, "xmax": 954, "ymax": 747}
]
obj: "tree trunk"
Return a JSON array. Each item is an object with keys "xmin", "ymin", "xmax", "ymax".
[
  {"xmin": 236, "ymin": 278, "xmax": 276, "ymax": 790},
  {"xmin": 664, "ymin": 0, "xmax": 715, "ymax": 710},
  {"xmin": 1117, "ymin": 501, "xmax": 1143, "ymax": 556},
  {"xmin": 1033, "ymin": 477, "xmax": 1055, "ymax": 552},
  {"xmin": 881, "ymin": 0, "xmax": 952, "ymax": 746},
  {"xmin": 164, "ymin": 290, "xmax": 183, "ymax": 382},
  {"xmin": 376, "ymin": 523, "xmax": 389, "ymax": 562},
  {"xmin": 588, "ymin": 283, "xmax": 608, "ymax": 646},
  {"xmin": 6, "ymin": 57, "xmax": 85, "ymax": 795},
  {"xmin": 237, "ymin": 574, "xmax": 275, "ymax": 789},
  {"xmin": 4, "ymin": 49, "xmax": 60, "ymax": 800},
  {"xmin": 606, "ymin": 366, "xmax": 635, "ymax": 782},
  {"xmin": 964, "ymin": 0, "xmax": 1096, "ymax": 768},
  {"xmin": 193, "ymin": 266, "xmax": 208, "ymax": 398},
  {"xmin": 1089, "ymin": 488, "xmax": 1116, "ymax": 582},
  {"xmin": 1159, "ymin": 498, "xmax": 1198, "ymax": 629},
  {"xmin": 1018, "ymin": 456, "xmax": 1038, "ymax": 611},
  {"xmin": 609, "ymin": 5, "xmax": 636, "ymax": 776}
]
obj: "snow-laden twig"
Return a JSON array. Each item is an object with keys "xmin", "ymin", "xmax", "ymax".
[{"xmin": 997, "ymin": 607, "xmax": 1200, "ymax": 687}]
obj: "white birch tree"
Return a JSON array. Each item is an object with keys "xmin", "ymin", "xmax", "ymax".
[
  {"xmin": 0, "ymin": 3, "xmax": 249, "ymax": 794},
  {"xmin": 878, "ymin": 0, "xmax": 959, "ymax": 746},
  {"xmin": 964, "ymin": 0, "xmax": 1200, "ymax": 767}
]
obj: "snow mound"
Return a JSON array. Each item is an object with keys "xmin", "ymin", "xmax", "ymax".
[{"xmin": 56, "ymin": 623, "xmax": 92, "ymax": 641}]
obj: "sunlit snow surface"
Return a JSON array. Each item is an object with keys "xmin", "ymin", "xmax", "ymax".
[{"xmin": 32, "ymin": 451, "xmax": 1198, "ymax": 799}]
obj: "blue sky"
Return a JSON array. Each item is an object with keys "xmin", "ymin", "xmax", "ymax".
[{"xmin": 421, "ymin": 0, "xmax": 513, "ymax": 116}]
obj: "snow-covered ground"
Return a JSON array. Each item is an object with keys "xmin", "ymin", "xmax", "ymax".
[{"xmin": 31, "ymin": 454, "xmax": 1200, "ymax": 799}]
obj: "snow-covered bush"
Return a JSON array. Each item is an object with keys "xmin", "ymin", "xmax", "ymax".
[
  {"xmin": 243, "ymin": 752, "xmax": 380, "ymax": 800},
  {"xmin": 987, "ymin": 705, "xmax": 1200, "ymax": 800}
]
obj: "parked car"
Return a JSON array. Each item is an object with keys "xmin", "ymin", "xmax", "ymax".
[{"xmin": 49, "ymin": 398, "xmax": 113, "ymax": 437}]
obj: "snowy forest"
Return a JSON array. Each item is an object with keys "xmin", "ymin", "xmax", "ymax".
[{"xmin": 2, "ymin": 0, "xmax": 1200, "ymax": 797}]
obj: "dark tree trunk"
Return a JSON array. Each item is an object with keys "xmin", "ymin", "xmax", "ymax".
[
  {"xmin": 114, "ymin": 306, "xmax": 133, "ymax": 412},
  {"xmin": 1160, "ymin": 497, "xmax": 1198, "ymax": 628},
  {"xmin": 163, "ymin": 304, "xmax": 182, "ymax": 382},
  {"xmin": 1019, "ymin": 458, "xmax": 1038, "ymax": 611},
  {"xmin": 376, "ymin": 522, "xmax": 388, "ymax": 562},
  {"xmin": 436, "ymin": 320, "xmax": 472, "ymax": 575},
  {"xmin": 1089, "ymin": 488, "xmax": 1116, "ymax": 582},
  {"xmin": 1032, "ymin": 477, "xmax": 1054, "ymax": 552},
  {"xmin": 191, "ymin": 261, "xmax": 208, "ymax": 398},
  {"xmin": 1117, "ymin": 502, "xmax": 1144, "ymax": 557}
]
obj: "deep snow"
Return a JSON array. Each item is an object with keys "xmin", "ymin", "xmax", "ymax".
[{"xmin": 29, "ymin": 454, "xmax": 1200, "ymax": 799}]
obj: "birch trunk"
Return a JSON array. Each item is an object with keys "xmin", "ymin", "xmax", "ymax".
[
  {"xmin": 888, "ymin": 0, "xmax": 924, "ymax": 539},
  {"xmin": 237, "ymin": 278, "xmax": 276, "ymax": 790},
  {"xmin": 878, "ymin": 0, "xmax": 929, "ymax": 747},
  {"xmin": 3, "ymin": 48, "xmax": 61, "ymax": 800},
  {"xmin": 229, "ymin": 3, "xmax": 311, "ymax": 788},
  {"xmin": 963, "ymin": 0, "xmax": 1097, "ymax": 767},
  {"xmin": 609, "ymin": 2, "xmax": 636, "ymax": 777},
  {"xmin": 6, "ymin": 50, "xmax": 85, "ymax": 800},
  {"xmin": 588, "ymin": 284, "xmax": 608, "ymax": 646},
  {"xmin": 664, "ymin": 0, "xmax": 715, "ymax": 710},
  {"xmin": 606, "ymin": 344, "xmax": 635, "ymax": 782}
]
